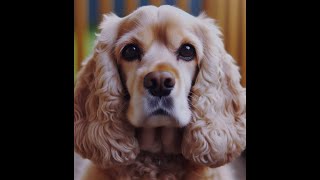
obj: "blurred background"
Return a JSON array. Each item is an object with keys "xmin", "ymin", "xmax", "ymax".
[{"xmin": 74, "ymin": 0, "xmax": 246, "ymax": 86}]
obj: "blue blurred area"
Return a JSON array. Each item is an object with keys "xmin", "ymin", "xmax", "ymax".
[
  {"xmin": 88, "ymin": 0, "xmax": 202, "ymax": 28},
  {"xmin": 164, "ymin": 0, "xmax": 176, "ymax": 5},
  {"xmin": 190, "ymin": 0, "xmax": 202, "ymax": 16},
  {"xmin": 114, "ymin": 0, "xmax": 125, "ymax": 17},
  {"xmin": 140, "ymin": 0, "xmax": 149, "ymax": 6},
  {"xmin": 89, "ymin": 0, "xmax": 98, "ymax": 26}
]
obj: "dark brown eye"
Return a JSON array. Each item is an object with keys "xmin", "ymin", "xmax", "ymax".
[
  {"xmin": 178, "ymin": 44, "xmax": 196, "ymax": 61},
  {"xmin": 121, "ymin": 44, "xmax": 141, "ymax": 61}
]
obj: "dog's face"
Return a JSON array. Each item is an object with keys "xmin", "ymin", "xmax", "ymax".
[
  {"xmin": 115, "ymin": 6, "xmax": 203, "ymax": 128},
  {"xmin": 74, "ymin": 5, "xmax": 246, "ymax": 169}
]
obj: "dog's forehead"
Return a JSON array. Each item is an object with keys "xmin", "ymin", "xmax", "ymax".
[
  {"xmin": 134, "ymin": 5, "xmax": 196, "ymax": 22},
  {"xmin": 133, "ymin": 5, "xmax": 195, "ymax": 20},
  {"xmin": 117, "ymin": 5, "xmax": 197, "ymax": 38},
  {"xmin": 116, "ymin": 5, "xmax": 200, "ymax": 50}
]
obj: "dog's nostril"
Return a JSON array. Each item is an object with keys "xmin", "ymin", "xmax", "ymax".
[
  {"xmin": 144, "ymin": 73, "xmax": 159, "ymax": 90},
  {"xmin": 164, "ymin": 78, "xmax": 175, "ymax": 88},
  {"xmin": 144, "ymin": 77, "xmax": 157, "ymax": 89},
  {"xmin": 150, "ymin": 79, "xmax": 158, "ymax": 89}
]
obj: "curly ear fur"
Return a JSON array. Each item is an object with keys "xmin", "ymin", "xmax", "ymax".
[
  {"xmin": 181, "ymin": 14, "xmax": 246, "ymax": 168},
  {"xmin": 74, "ymin": 14, "xmax": 139, "ymax": 169}
]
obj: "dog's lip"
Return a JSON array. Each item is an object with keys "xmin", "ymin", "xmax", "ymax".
[{"xmin": 151, "ymin": 108, "xmax": 170, "ymax": 116}]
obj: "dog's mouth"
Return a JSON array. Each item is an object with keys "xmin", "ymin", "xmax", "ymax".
[
  {"xmin": 143, "ymin": 96, "xmax": 180, "ymax": 127},
  {"xmin": 151, "ymin": 108, "xmax": 170, "ymax": 116}
]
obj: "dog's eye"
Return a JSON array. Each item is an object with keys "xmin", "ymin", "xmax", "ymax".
[
  {"xmin": 178, "ymin": 44, "xmax": 196, "ymax": 61},
  {"xmin": 121, "ymin": 44, "xmax": 141, "ymax": 61}
]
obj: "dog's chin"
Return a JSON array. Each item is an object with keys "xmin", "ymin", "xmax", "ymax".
[{"xmin": 145, "ymin": 114, "xmax": 178, "ymax": 128}]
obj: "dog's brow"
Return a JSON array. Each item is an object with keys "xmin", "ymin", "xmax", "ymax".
[
  {"xmin": 152, "ymin": 23, "xmax": 168, "ymax": 46},
  {"xmin": 117, "ymin": 19, "xmax": 140, "ymax": 40},
  {"xmin": 117, "ymin": 15, "xmax": 171, "ymax": 47},
  {"xmin": 117, "ymin": 9, "xmax": 153, "ymax": 40}
]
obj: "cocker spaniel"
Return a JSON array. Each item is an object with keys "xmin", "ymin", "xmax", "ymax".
[{"xmin": 74, "ymin": 5, "xmax": 246, "ymax": 180}]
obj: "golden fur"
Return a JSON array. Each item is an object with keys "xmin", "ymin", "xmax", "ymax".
[{"xmin": 74, "ymin": 5, "xmax": 246, "ymax": 180}]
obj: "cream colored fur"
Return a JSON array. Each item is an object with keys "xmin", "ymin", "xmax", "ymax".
[{"xmin": 74, "ymin": 5, "xmax": 246, "ymax": 180}]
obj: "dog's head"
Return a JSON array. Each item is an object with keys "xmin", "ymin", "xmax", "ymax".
[
  {"xmin": 116, "ymin": 6, "xmax": 201, "ymax": 128},
  {"xmin": 74, "ymin": 5, "xmax": 246, "ymax": 169}
]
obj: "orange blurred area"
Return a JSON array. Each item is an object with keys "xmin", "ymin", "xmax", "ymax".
[{"xmin": 74, "ymin": 0, "xmax": 246, "ymax": 86}]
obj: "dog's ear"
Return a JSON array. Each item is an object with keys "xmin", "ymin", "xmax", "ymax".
[
  {"xmin": 181, "ymin": 14, "xmax": 246, "ymax": 168},
  {"xmin": 74, "ymin": 14, "xmax": 139, "ymax": 168}
]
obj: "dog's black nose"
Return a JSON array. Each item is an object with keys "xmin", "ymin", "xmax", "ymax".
[{"xmin": 143, "ymin": 71, "xmax": 175, "ymax": 97}]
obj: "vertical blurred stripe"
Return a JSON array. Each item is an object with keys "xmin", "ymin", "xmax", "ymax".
[
  {"xmin": 150, "ymin": 0, "xmax": 163, "ymax": 6},
  {"xmin": 241, "ymin": 0, "xmax": 246, "ymax": 86},
  {"xmin": 125, "ymin": 0, "xmax": 138, "ymax": 15},
  {"xmin": 227, "ymin": 0, "xmax": 241, "ymax": 65},
  {"xmin": 75, "ymin": 0, "xmax": 88, "ymax": 71},
  {"xmin": 203, "ymin": 0, "xmax": 217, "ymax": 19},
  {"xmin": 89, "ymin": 0, "xmax": 98, "ymax": 26},
  {"xmin": 114, "ymin": 0, "xmax": 125, "ymax": 17},
  {"xmin": 215, "ymin": 0, "xmax": 227, "ymax": 40},
  {"xmin": 99, "ymin": 0, "xmax": 113, "ymax": 21},
  {"xmin": 177, "ymin": 0, "xmax": 189, "ymax": 11},
  {"xmin": 140, "ymin": 0, "xmax": 149, "ymax": 6},
  {"xmin": 165, "ymin": 0, "xmax": 176, "ymax": 6},
  {"xmin": 190, "ymin": 0, "xmax": 202, "ymax": 16}
]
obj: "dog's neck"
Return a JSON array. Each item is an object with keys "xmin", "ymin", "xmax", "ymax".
[
  {"xmin": 100, "ymin": 127, "xmax": 210, "ymax": 179},
  {"xmin": 102, "ymin": 151, "xmax": 208, "ymax": 180},
  {"xmin": 136, "ymin": 151, "xmax": 186, "ymax": 168},
  {"xmin": 135, "ymin": 127, "xmax": 183, "ymax": 154}
]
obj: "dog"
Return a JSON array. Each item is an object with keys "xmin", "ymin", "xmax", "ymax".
[{"xmin": 74, "ymin": 5, "xmax": 246, "ymax": 180}]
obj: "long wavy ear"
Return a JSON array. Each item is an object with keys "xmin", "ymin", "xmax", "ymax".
[
  {"xmin": 181, "ymin": 14, "xmax": 246, "ymax": 168},
  {"xmin": 74, "ymin": 14, "xmax": 139, "ymax": 169}
]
